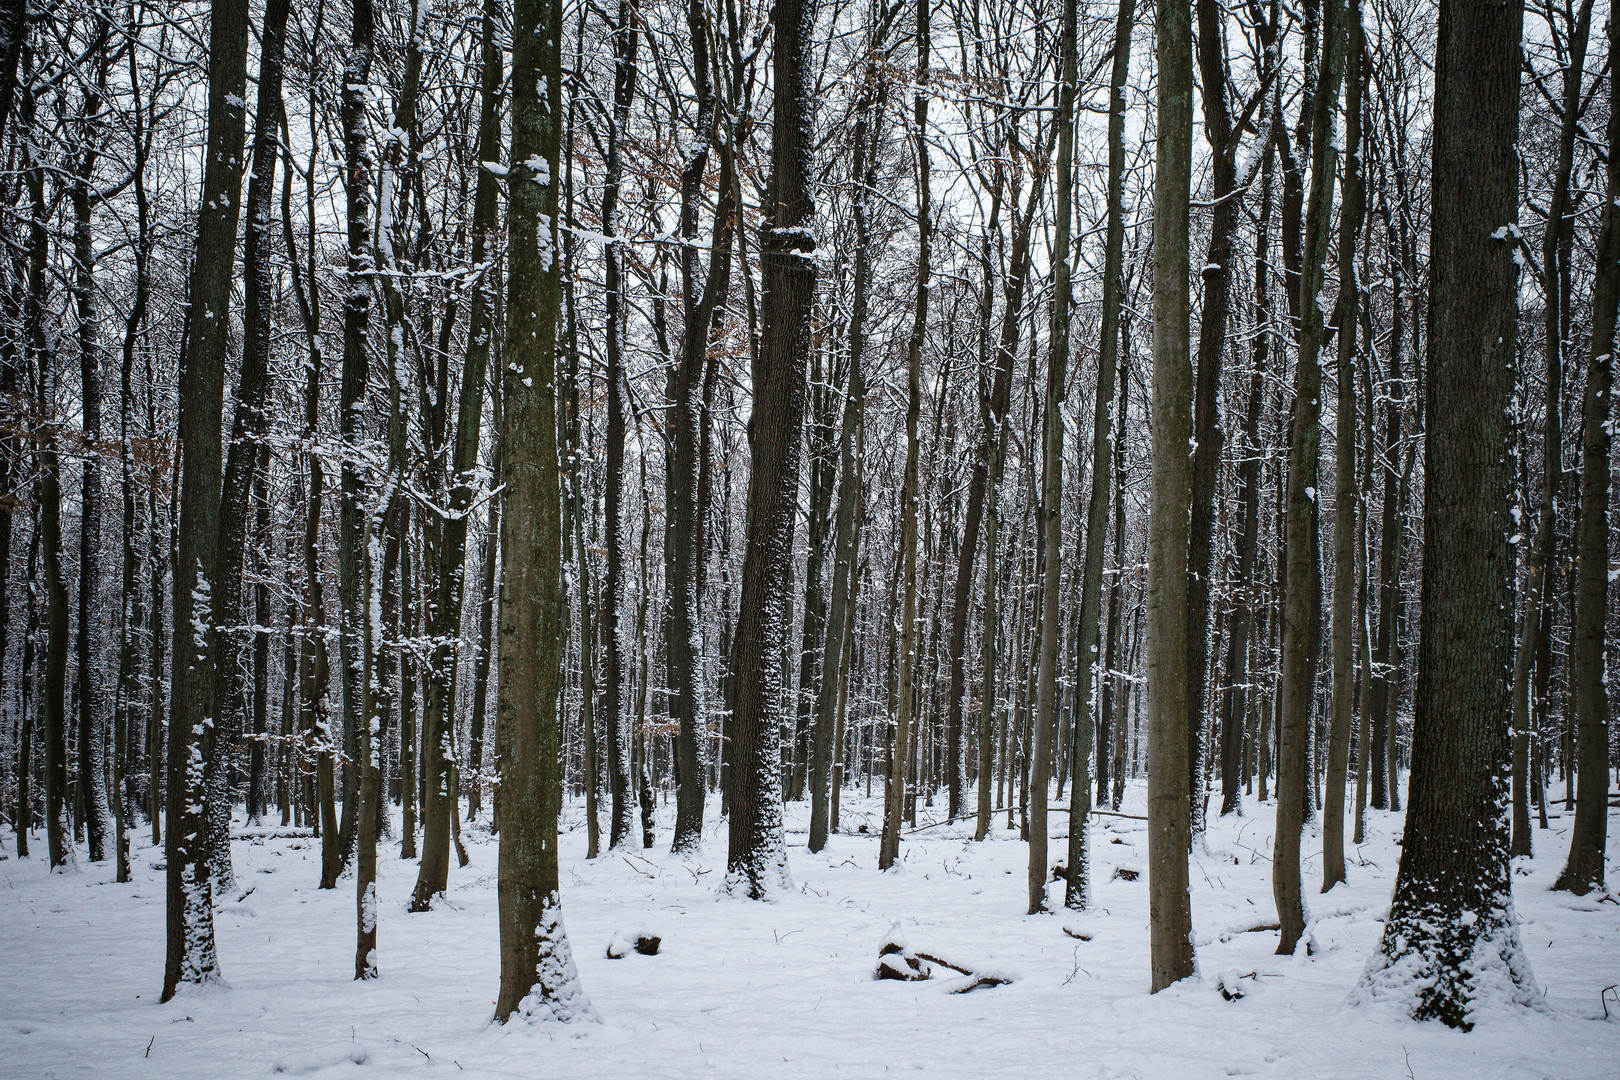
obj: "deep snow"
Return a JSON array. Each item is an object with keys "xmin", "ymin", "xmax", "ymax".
[{"xmin": 1, "ymin": 783, "xmax": 1617, "ymax": 1079}]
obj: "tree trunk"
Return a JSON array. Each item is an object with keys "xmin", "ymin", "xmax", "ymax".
[
  {"xmin": 458, "ymin": 0, "xmax": 503, "ymax": 830},
  {"xmin": 1274, "ymin": 0, "xmax": 1343, "ymax": 953},
  {"xmin": 163, "ymin": 0, "xmax": 249, "ymax": 1000},
  {"xmin": 810, "ymin": 33, "xmax": 886, "ymax": 852},
  {"xmin": 1067, "ymin": 0, "xmax": 1134, "ymax": 905},
  {"xmin": 26, "ymin": 71, "xmax": 72, "ymax": 872},
  {"xmin": 880, "ymin": 0, "xmax": 931, "ymax": 876},
  {"xmin": 1514, "ymin": 0, "xmax": 1592, "ymax": 860},
  {"xmin": 1184, "ymin": 0, "xmax": 1238, "ymax": 840},
  {"xmin": 72, "ymin": 47, "xmax": 110, "ymax": 865},
  {"xmin": 1322, "ymin": 0, "xmax": 1363, "ymax": 892},
  {"xmin": 1146, "ymin": 0, "xmax": 1196, "ymax": 991},
  {"xmin": 601, "ymin": 0, "xmax": 640, "ymax": 853},
  {"xmin": 1361, "ymin": 0, "xmax": 1536, "ymax": 1026},
  {"xmin": 209, "ymin": 0, "xmax": 291, "ymax": 890},
  {"xmin": 494, "ymin": 0, "xmax": 593, "ymax": 1022},
  {"xmin": 1552, "ymin": 5, "xmax": 1616, "ymax": 895},
  {"xmin": 724, "ymin": 0, "xmax": 819, "ymax": 896},
  {"xmin": 1221, "ymin": 67, "xmax": 1274, "ymax": 818},
  {"xmin": 1027, "ymin": 0, "xmax": 1075, "ymax": 913}
]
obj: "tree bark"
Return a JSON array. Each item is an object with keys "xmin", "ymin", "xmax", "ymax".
[
  {"xmin": 602, "ymin": 0, "xmax": 640, "ymax": 853},
  {"xmin": 810, "ymin": 38, "xmax": 884, "ymax": 853},
  {"xmin": 1514, "ymin": 0, "xmax": 1592, "ymax": 859}
]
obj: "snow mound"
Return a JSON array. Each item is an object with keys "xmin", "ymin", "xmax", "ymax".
[
  {"xmin": 270, "ymin": 1041, "xmax": 368, "ymax": 1074},
  {"xmin": 606, "ymin": 927, "xmax": 663, "ymax": 958}
]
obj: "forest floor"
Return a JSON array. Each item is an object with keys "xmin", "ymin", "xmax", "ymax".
[{"xmin": 1, "ymin": 782, "xmax": 1618, "ymax": 1079}]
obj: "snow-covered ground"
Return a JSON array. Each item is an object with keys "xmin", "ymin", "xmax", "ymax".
[{"xmin": 2, "ymin": 783, "xmax": 1617, "ymax": 1078}]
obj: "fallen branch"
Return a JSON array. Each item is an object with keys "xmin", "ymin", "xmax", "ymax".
[{"xmin": 875, "ymin": 938, "xmax": 1012, "ymax": 993}]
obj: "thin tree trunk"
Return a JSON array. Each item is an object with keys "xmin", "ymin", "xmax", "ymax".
[
  {"xmin": 1552, "ymin": 6, "xmax": 1616, "ymax": 893},
  {"xmin": 1067, "ymin": 0, "xmax": 1133, "ymax": 905},
  {"xmin": 26, "ymin": 62, "xmax": 72, "ymax": 872},
  {"xmin": 1184, "ymin": 0, "xmax": 1240, "ymax": 840},
  {"xmin": 1323, "ymin": 0, "xmax": 1363, "ymax": 891},
  {"xmin": 209, "ymin": 0, "xmax": 291, "ymax": 891},
  {"xmin": 880, "ymin": 0, "xmax": 931, "ymax": 875},
  {"xmin": 1027, "ymin": 0, "xmax": 1076, "ymax": 913},
  {"xmin": 810, "ymin": 34, "xmax": 885, "ymax": 853},
  {"xmin": 1221, "ymin": 79, "xmax": 1274, "ymax": 818},
  {"xmin": 72, "ymin": 44, "xmax": 110, "ymax": 865},
  {"xmin": 602, "ymin": 0, "xmax": 640, "ymax": 853},
  {"xmin": 1274, "ymin": 0, "xmax": 1343, "ymax": 953},
  {"xmin": 1514, "ymin": 0, "xmax": 1592, "ymax": 859}
]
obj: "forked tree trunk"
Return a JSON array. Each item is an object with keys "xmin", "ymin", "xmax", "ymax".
[
  {"xmin": 1274, "ymin": 0, "xmax": 1343, "ymax": 953},
  {"xmin": 1067, "ymin": 0, "xmax": 1133, "ymax": 906}
]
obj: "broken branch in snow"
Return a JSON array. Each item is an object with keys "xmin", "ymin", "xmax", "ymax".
[{"xmin": 874, "ymin": 938, "xmax": 1012, "ymax": 993}]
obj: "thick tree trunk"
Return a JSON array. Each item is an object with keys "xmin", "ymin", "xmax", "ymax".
[
  {"xmin": 724, "ymin": 0, "xmax": 819, "ymax": 896},
  {"xmin": 1147, "ymin": 0, "xmax": 1196, "ymax": 991},
  {"xmin": 494, "ymin": 0, "xmax": 593, "ymax": 1022},
  {"xmin": 1362, "ymin": 0, "xmax": 1536, "ymax": 1027},
  {"xmin": 163, "ymin": 0, "xmax": 249, "ymax": 1000}
]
